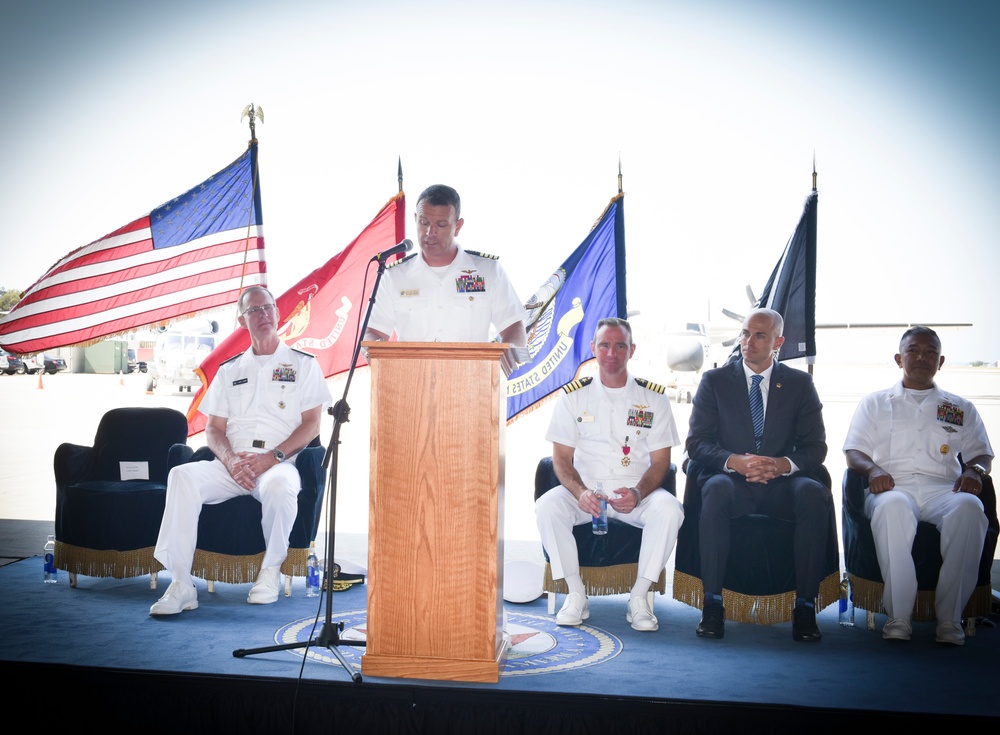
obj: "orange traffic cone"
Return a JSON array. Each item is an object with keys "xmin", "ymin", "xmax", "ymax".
[
  {"xmin": 119, "ymin": 370, "xmax": 125, "ymax": 387},
  {"xmin": 37, "ymin": 371, "xmax": 44, "ymax": 390}
]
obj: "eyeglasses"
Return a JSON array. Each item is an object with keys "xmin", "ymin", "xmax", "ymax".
[{"xmin": 242, "ymin": 303, "xmax": 276, "ymax": 317}]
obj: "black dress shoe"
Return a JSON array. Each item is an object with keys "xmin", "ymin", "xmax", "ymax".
[
  {"xmin": 696, "ymin": 601, "xmax": 725, "ymax": 639},
  {"xmin": 792, "ymin": 605, "xmax": 822, "ymax": 642}
]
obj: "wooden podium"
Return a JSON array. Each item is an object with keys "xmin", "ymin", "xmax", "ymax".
[{"xmin": 362, "ymin": 342, "xmax": 508, "ymax": 682}]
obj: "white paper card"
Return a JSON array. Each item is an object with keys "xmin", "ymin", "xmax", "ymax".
[{"xmin": 120, "ymin": 461, "xmax": 150, "ymax": 481}]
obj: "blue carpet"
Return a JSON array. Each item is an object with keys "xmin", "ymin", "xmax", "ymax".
[{"xmin": 2, "ymin": 557, "xmax": 998, "ymax": 718}]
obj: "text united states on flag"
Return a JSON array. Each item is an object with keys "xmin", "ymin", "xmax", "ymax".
[
  {"xmin": 186, "ymin": 191, "xmax": 405, "ymax": 435},
  {"xmin": 0, "ymin": 144, "xmax": 265, "ymax": 355},
  {"xmin": 506, "ymin": 193, "xmax": 627, "ymax": 422}
]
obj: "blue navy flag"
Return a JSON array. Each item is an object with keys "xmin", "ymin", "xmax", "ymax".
[
  {"xmin": 735, "ymin": 189, "xmax": 817, "ymax": 364},
  {"xmin": 506, "ymin": 193, "xmax": 627, "ymax": 422}
]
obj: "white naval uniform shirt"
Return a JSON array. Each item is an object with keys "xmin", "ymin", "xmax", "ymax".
[
  {"xmin": 843, "ymin": 381, "xmax": 993, "ymax": 489},
  {"xmin": 546, "ymin": 374, "xmax": 680, "ymax": 488},
  {"xmin": 368, "ymin": 248, "xmax": 523, "ymax": 342},
  {"xmin": 201, "ymin": 341, "xmax": 332, "ymax": 453}
]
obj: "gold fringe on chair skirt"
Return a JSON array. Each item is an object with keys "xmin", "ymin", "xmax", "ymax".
[
  {"xmin": 543, "ymin": 563, "xmax": 667, "ymax": 596},
  {"xmin": 848, "ymin": 574, "xmax": 993, "ymax": 621},
  {"xmin": 190, "ymin": 546, "xmax": 310, "ymax": 584},
  {"xmin": 672, "ymin": 570, "xmax": 841, "ymax": 625},
  {"xmin": 54, "ymin": 541, "xmax": 157, "ymax": 580},
  {"xmin": 55, "ymin": 542, "xmax": 311, "ymax": 583}
]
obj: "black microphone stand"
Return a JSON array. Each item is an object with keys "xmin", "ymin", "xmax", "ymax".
[{"xmin": 233, "ymin": 251, "xmax": 399, "ymax": 682}]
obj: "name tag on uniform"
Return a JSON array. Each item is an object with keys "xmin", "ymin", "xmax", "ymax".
[
  {"xmin": 577, "ymin": 414, "xmax": 595, "ymax": 423},
  {"xmin": 233, "ymin": 378, "xmax": 248, "ymax": 386},
  {"xmin": 400, "ymin": 289, "xmax": 420, "ymax": 297}
]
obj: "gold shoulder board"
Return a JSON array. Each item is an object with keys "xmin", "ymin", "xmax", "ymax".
[
  {"xmin": 562, "ymin": 376, "xmax": 593, "ymax": 394},
  {"xmin": 634, "ymin": 377, "xmax": 666, "ymax": 394},
  {"xmin": 464, "ymin": 250, "xmax": 499, "ymax": 260}
]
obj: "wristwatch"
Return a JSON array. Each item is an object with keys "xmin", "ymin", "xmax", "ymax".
[
  {"xmin": 272, "ymin": 448, "xmax": 285, "ymax": 462},
  {"xmin": 967, "ymin": 463, "xmax": 989, "ymax": 478}
]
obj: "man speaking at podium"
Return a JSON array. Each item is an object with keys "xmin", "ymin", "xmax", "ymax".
[{"xmin": 363, "ymin": 184, "xmax": 526, "ymax": 350}]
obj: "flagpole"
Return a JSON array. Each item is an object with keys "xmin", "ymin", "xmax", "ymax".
[
  {"xmin": 237, "ymin": 104, "xmax": 265, "ymax": 303},
  {"xmin": 809, "ymin": 156, "xmax": 817, "ymax": 375}
]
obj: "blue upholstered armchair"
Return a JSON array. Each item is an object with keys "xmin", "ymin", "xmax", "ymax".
[
  {"xmin": 672, "ymin": 459, "xmax": 840, "ymax": 624},
  {"xmin": 842, "ymin": 467, "xmax": 998, "ymax": 631},
  {"xmin": 168, "ymin": 438, "xmax": 327, "ymax": 596},
  {"xmin": 54, "ymin": 407, "xmax": 190, "ymax": 588},
  {"xmin": 534, "ymin": 457, "xmax": 676, "ymax": 615}
]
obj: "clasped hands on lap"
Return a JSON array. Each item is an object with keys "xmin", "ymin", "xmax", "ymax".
[
  {"xmin": 726, "ymin": 454, "xmax": 792, "ymax": 484},
  {"xmin": 224, "ymin": 451, "xmax": 278, "ymax": 492}
]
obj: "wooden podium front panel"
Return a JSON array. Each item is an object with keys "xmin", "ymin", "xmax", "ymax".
[{"xmin": 364, "ymin": 343, "xmax": 506, "ymax": 682}]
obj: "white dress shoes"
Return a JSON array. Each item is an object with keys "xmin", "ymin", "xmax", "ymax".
[
  {"xmin": 555, "ymin": 591, "xmax": 589, "ymax": 626},
  {"xmin": 149, "ymin": 580, "xmax": 198, "ymax": 616},
  {"xmin": 935, "ymin": 620, "xmax": 965, "ymax": 646},
  {"xmin": 881, "ymin": 616, "xmax": 912, "ymax": 641},
  {"xmin": 627, "ymin": 596, "xmax": 659, "ymax": 632},
  {"xmin": 247, "ymin": 566, "xmax": 282, "ymax": 604}
]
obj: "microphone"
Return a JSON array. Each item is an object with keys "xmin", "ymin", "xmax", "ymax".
[{"xmin": 373, "ymin": 239, "xmax": 413, "ymax": 261}]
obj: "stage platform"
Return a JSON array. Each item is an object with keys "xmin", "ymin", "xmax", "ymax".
[{"xmin": 3, "ymin": 522, "xmax": 998, "ymax": 733}]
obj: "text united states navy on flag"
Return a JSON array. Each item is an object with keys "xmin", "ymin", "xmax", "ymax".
[
  {"xmin": 506, "ymin": 193, "xmax": 627, "ymax": 422},
  {"xmin": 0, "ymin": 144, "xmax": 265, "ymax": 354}
]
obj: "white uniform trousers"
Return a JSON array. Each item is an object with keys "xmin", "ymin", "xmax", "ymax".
[
  {"xmin": 535, "ymin": 486, "xmax": 684, "ymax": 583},
  {"xmin": 865, "ymin": 483, "xmax": 987, "ymax": 622},
  {"xmin": 154, "ymin": 458, "xmax": 301, "ymax": 580}
]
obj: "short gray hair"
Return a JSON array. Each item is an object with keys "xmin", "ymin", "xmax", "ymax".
[{"xmin": 593, "ymin": 317, "xmax": 632, "ymax": 345}]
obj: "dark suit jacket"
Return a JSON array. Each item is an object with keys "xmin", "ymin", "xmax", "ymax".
[{"xmin": 686, "ymin": 360, "xmax": 827, "ymax": 486}]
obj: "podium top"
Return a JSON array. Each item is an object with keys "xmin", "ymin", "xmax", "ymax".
[{"xmin": 363, "ymin": 341, "xmax": 511, "ymax": 362}]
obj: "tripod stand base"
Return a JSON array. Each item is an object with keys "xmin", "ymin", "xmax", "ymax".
[{"xmin": 233, "ymin": 621, "xmax": 366, "ymax": 683}]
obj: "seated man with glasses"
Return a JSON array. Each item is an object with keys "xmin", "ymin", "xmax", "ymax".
[{"xmin": 150, "ymin": 286, "xmax": 332, "ymax": 616}]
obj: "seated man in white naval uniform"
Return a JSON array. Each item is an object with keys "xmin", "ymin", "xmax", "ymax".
[
  {"xmin": 364, "ymin": 184, "xmax": 526, "ymax": 357},
  {"xmin": 150, "ymin": 286, "xmax": 332, "ymax": 615},
  {"xmin": 844, "ymin": 326, "xmax": 992, "ymax": 645},
  {"xmin": 535, "ymin": 318, "xmax": 685, "ymax": 631}
]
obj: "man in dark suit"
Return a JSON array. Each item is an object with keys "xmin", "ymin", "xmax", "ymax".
[{"xmin": 686, "ymin": 308, "xmax": 831, "ymax": 642}]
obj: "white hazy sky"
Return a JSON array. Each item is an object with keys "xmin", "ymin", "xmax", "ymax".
[{"xmin": 1, "ymin": 0, "xmax": 998, "ymax": 363}]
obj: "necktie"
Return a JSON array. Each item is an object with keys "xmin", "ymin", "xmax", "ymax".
[{"xmin": 749, "ymin": 373, "xmax": 764, "ymax": 452}]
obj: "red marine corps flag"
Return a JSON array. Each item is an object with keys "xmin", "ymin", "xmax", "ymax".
[{"xmin": 186, "ymin": 191, "xmax": 406, "ymax": 435}]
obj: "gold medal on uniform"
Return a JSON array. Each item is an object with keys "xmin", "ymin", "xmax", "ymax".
[
  {"xmin": 278, "ymin": 401, "xmax": 286, "ymax": 409},
  {"xmin": 940, "ymin": 444, "xmax": 950, "ymax": 455},
  {"xmin": 621, "ymin": 436, "xmax": 631, "ymax": 467}
]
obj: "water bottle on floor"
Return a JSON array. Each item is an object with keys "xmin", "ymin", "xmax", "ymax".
[
  {"xmin": 43, "ymin": 534, "xmax": 57, "ymax": 584},
  {"xmin": 306, "ymin": 541, "xmax": 320, "ymax": 597},
  {"xmin": 838, "ymin": 573, "xmax": 854, "ymax": 626}
]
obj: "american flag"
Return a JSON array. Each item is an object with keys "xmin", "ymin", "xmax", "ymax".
[{"xmin": 0, "ymin": 143, "xmax": 265, "ymax": 354}]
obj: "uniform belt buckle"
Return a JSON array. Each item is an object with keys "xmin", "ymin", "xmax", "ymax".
[{"xmin": 252, "ymin": 439, "xmax": 266, "ymax": 449}]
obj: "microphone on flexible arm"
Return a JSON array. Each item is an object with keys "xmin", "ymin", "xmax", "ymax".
[{"xmin": 372, "ymin": 239, "xmax": 413, "ymax": 262}]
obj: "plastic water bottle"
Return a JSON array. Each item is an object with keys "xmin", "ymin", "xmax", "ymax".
[
  {"xmin": 592, "ymin": 481, "xmax": 608, "ymax": 535},
  {"xmin": 838, "ymin": 573, "xmax": 854, "ymax": 626},
  {"xmin": 306, "ymin": 541, "xmax": 320, "ymax": 597},
  {"xmin": 43, "ymin": 534, "xmax": 57, "ymax": 584}
]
